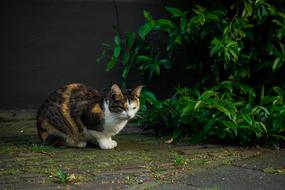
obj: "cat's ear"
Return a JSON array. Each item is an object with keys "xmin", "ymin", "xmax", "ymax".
[
  {"xmin": 132, "ymin": 85, "xmax": 144, "ymax": 97},
  {"xmin": 110, "ymin": 84, "xmax": 123, "ymax": 99}
]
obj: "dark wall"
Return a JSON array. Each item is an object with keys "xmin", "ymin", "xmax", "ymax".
[{"xmin": 0, "ymin": 0, "xmax": 163, "ymax": 109}]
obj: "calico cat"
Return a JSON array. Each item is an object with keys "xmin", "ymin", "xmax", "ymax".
[{"xmin": 36, "ymin": 83, "xmax": 143, "ymax": 149}]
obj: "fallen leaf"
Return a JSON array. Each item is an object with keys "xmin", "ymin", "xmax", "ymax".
[{"xmin": 165, "ymin": 138, "xmax": 173, "ymax": 144}]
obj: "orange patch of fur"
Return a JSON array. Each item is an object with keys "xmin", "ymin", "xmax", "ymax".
[
  {"xmin": 91, "ymin": 104, "xmax": 102, "ymax": 113},
  {"xmin": 40, "ymin": 120, "xmax": 59, "ymax": 141},
  {"xmin": 132, "ymin": 98, "xmax": 139, "ymax": 108},
  {"xmin": 66, "ymin": 83, "xmax": 81, "ymax": 90}
]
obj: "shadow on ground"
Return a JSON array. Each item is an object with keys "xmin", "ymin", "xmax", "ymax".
[{"xmin": 0, "ymin": 116, "xmax": 284, "ymax": 190}]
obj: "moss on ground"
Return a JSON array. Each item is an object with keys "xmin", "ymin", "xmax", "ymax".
[{"xmin": 0, "ymin": 119, "xmax": 270, "ymax": 189}]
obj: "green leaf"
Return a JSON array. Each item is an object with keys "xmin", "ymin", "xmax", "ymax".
[
  {"xmin": 261, "ymin": 95, "xmax": 274, "ymax": 105},
  {"xmin": 205, "ymin": 12, "xmax": 218, "ymax": 21},
  {"xmin": 242, "ymin": 0, "xmax": 253, "ymax": 17},
  {"xmin": 137, "ymin": 55, "xmax": 151, "ymax": 62},
  {"xmin": 138, "ymin": 22, "xmax": 153, "ymax": 39},
  {"xmin": 252, "ymin": 105, "xmax": 270, "ymax": 115},
  {"xmin": 153, "ymin": 63, "xmax": 160, "ymax": 75},
  {"xmin": 114, "ymin": 45, "xmax": 121, "ymax": 58},
  {"xmin": 238, "ymin": 83, "xmax": 256, "ymax": 96},
  {"xmin": 256, "ymin": 4, "xmax": 268, "ymax": 23},
  {"xmin": 140, "ymin": 63, "xmax": 151, "ymax": 70},
  {"xmin": 158, "ymin": 59, "xmax": 172, "ymax": 69},
  {"xmin": 165, "ymin": 7, "xmax": 184, "ymax": 17},
  {"xmin": 190, "ymin": 14, "xmax": 206, "ymax": 26},
  {"xmin": 215, "ymin": 104, "xmax": 232, "ymax": 118},
  {"xmin": 180, "ymin": 16, "xmax": 187, "ymax": 31},
  {"xmin": 106, "ymin": 56, "xmax": 116, "ymax": 71},
  {"xmin": 156, "ymin": 19, "xmax": 175, "ymax": 29},
  {"xmin": 194, "ymin": 100, "xmax": 203, "ymax": 110},
  {"xmin": 271, "ymin": 134, "xmax": 285, "ymax": 141},
  {"xmin": 278, "ymin": 12, "xmax": 285, "ymax": 19},
  {"xmin": 279, "ymin": 41, "xmax": 285, "ymax": 57},
  {"xmin": 134, "ymin": 46, "xmax": 140, "ymax": 55},
  {"xmin": 114, "ymin": 35, "xmax": 121, "ymax": 45},
  {"xmin": 229, "ymin": 49, "xmax": 239, "ymax": 62},
  {"xmin": 55, "ymin": 169, "xmax": 68, "ymax": 183},
  {"xmin": 222, "ymin": 120, "xmax": 238, "ymax": 136},
  {"xmin": 210, "ymin": 40, "xmax": 223, "ymax": 56},
  {"xmin": 144, "ymin": 10, "xmax": 153, "ymax": 21},
  {"xmin": 175, "ymin": 34, "xmax": 182, "ymax": 45},
  {"xmin": 277, "ymin": 27, "xmax": 285, "ymax": 40},
  {"xmin": 122, "ymin": 51, "xmax": 130, "ymax": 65},
  {"xmin": 206, "ymin": 10, "xmax": 225, "ymax": 21},
  {"xmin": 226, "ymin": 40, "xmax": 239, "ymax": 48},
  {"xmin": 273, "ymin": 86, "xmax": 285, "ymax": 96},
  {"xmin": 122, "ymin": 66, "xmax": 130, "ymax": 79},
  {"xmin": 224, "ymin": 50, "xmax": 231, "ymax": 62},
  {"xmin": 255, "ymin": 0, "xmax": 265, "ymax": 5},
  {"xmin": 143, "ymin": 90, "xmax": 157, "ymax": 103},
  {"xmin": 193, "ymin": 5, "xmax": 206, "ymax": 15},
  {"xmin": 221, "ymin": 120, "xmax": 237, "ymax": 129},
  {"xmin": 126, "ymin": 32, "xmax": 136, "ymax": 48},
  {"xmin": 219, "ymin": 81, "xmax": 233, "ymax": 92},
  {"xmin": 272, "ymin": 57, "xmax": 282, "ymax": 72},
  {"xmin": 255, "ymin": 121, "xmax": 268, "ymax": 134},
  {"xmin": 200, "ymin": 90, "xmax": 217, "ymax": 100},
  {"xmin": 181, "ymin": 103, "xmax": 195, "ymax": 116},
  {"xmin": 242, "ymin": 112, "xmax": 253, "ymax": 125}
]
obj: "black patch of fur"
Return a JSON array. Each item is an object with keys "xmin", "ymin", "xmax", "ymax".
[
  {"xmin": 37, "ymin": 87, "xmax": 70, "ymax": 134},
  {"xmin": 44, "ymin": 134, "xmax": 65, "ymax": 146}
]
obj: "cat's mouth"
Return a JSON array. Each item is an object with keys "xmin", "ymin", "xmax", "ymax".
[{"xmin": 119, "ymin": 115, "xmax": 132, "ymax": 120}]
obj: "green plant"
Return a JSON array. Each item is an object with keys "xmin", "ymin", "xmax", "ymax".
[
  {"xmin": 52, "ymin": 169, "xmax": 81, "ymax": 184},
  {"xmin": 31, "ymin": 144, "xmax": 54, "ymax": 153},
  {"xmin": 138, "ymin": 81, "xmax": 285, "ymax": 145},
  {"xmin": 98, "ymin": 0, "xmax": 285, "ymax": 145},
  {"xmin": 30, "ymin": 144, "xmax": 55, "ymax": 157},
  {"xmin": 99, "ymin": 1, "xmax": 284, "ymax": 84},
  {"xmin": 174, "ymin": 154, "xmax": 188, "ymax": 165},
  {"xmin": 55, "ymin": 169, "xmax": 69, "ymax": 183}
]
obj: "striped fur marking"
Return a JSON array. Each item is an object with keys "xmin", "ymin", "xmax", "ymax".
[{"xmin": 61, "ymin": 84, "xmax": 81, "ymax": 140}]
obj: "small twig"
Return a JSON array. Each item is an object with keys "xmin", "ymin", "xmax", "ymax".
[
  {"xmin": 232, "ymin": 0, "xmax": 240, "ymax": 22},
  {"xmin": 39, "ymin": 151, "xmax": 55, "ymax": 158}
]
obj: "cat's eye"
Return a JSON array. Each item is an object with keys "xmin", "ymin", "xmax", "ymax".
[
  {"xmin": 118, "ymin": 106, "xmax": 125, "ymax": 111},
  {"xmin": 132, "ymin": 107, "xmax": 137, "ymax": 110}
]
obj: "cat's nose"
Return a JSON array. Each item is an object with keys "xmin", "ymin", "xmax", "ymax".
[{"xmin": 126, "ymin": 113, "xmax": 133, "ymax": 119}]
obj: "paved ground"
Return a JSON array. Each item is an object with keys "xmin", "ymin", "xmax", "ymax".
[{"xmin": 0, "ymin": 111, "xmax": 284, "ymax": 190}]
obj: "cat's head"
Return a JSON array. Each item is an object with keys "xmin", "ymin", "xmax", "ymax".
[{"xmin": 106, "ymin": 84, "xmax": 143, "ymax": 120}]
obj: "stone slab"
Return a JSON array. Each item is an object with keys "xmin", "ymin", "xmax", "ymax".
[
  {"xmin": 184, "ymin": 165, "xmax": 285, "ymax": 190},
  {"xmin": 233, "ymin": 149, "xmax": 285, "ymax": 170},
  {"xmin": 155, "ymin": 184, "xmax": 198, "ymax": 190},
  {"xmin": 0, "ymin": 110, "xmax": 36, "ymax": 121}
]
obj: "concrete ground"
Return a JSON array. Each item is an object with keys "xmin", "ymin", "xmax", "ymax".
[{"xmin": 0, "ymin": 111, "xmax": 284, "ymax": 190}]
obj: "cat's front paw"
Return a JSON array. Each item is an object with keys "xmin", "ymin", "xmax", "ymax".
[
  {"xmin": 98, "ymin": 140, "xmax": 117, "ymax": 149},
  {"xmin": 110, "ymin": 140, "xmax": 117, "ymax": 148}
]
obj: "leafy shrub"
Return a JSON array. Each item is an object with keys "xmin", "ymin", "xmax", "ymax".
[
  {"xmin": 98, "ymin": 0, "xmax": 285, "ymax": 145},
  {"xmin": 139, "ymin": 82, "xmax": 285, "ymax": 145}
]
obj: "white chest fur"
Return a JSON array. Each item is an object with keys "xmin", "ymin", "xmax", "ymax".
[{"xmin": 102, "ymin": 101, "xmax": 128, "ymax": 136}]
